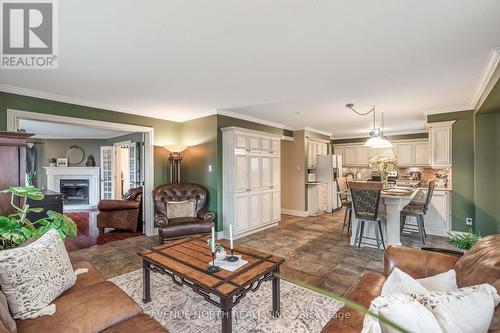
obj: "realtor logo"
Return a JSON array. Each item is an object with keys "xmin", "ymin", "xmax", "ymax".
[{"xmin": 1, "ymin": 0, "xmax": 58, "ymax": 69}]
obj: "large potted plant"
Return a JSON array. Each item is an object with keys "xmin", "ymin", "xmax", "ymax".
[{"xmin": 0, "ymin": 186, "xmax": 77, "ymax": 250}]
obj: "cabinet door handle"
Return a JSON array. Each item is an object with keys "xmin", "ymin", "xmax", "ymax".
[{"xmin": 246, "ymin": 189, "xmax": 251, "ymax": 192}]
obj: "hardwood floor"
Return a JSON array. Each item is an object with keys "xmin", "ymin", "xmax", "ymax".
[
  {"xmin": 69, "ymin": 208, "xmax": 454, "ymax": 295},
  {"xmin": 65, "ymin": 210, "xmax": 143, "ymax": 251}
]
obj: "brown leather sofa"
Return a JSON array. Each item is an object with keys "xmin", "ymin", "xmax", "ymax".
[
  {"xmin": 0, "ymin": 261, "xmax": 167, "ymax": 333},
  {"xmin": 153, "ymin": 183, "xmax": 215, "ymax": 243},
  {"xmin": 322, "ymin": 234, "xmax": 500, "ymax": 333},
  {"xmin": 97, "ymin": 187, "xmax": 143, "ymax": 233}
]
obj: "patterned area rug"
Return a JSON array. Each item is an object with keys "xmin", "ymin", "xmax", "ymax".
[{"xmin": 111, "ymin": 269, "xmax": 343, "ymax": 333}]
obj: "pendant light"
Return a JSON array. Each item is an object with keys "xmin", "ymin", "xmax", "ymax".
[{"xmin": 345, "ymin": 104, "xmax": 393, "ymax": 148}]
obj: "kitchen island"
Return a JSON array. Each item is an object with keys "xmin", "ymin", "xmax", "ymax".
[{"xmin": 340, "ymin": 187, "xmax": 420, "ymax": 247}]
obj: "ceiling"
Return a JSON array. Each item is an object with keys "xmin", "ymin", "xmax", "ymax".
[
  {"xmin": 2, "ymin": 1, "xmax": 500, "ymax": 138},
  {"xmin": 19, "ymin": 119, "xmax": 132, "ymax": 139}
]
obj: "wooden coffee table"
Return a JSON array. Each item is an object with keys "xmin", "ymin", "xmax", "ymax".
[{"xmin": 139, "ymin": 236, "xmax": 285, "ymax": 333}]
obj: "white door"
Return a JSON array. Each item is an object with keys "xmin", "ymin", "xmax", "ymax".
[
  {"xmin": 261, "ymin": 156, "xmax": 272, "ymax": 188},
  {"xmin": 100, "ymin": 146, "xmax": 115, "ymax": 199},
  {"xmin": 272, "ymin": 157, "xmax": 280, "ymax": 188},
  {"xmin": 235, "ymin": 194, "xmax": 250, "ymax": 233},
  {"xmin": 261, "ymin": 190, "xmax": 273, "ymax": 224},
  {"xmin": 235, "ymin": 153, "xmax": 249, "ymax": 191},
  {"xmin": 272, "ymin": 189, "xmax": 281, "ymax": 221},
  {"xmin": 128, "ymin": 142, "xmax": 138, "ymax": 189},
  {"xmin": 396, "ymin": 143, "xmax": 413, "ymax": 166},
  {"xmin": 249, "ymin": 154, "xmax": 261, "ymax": 189},
  {"xmin": 249, "ymin": 192, "xmax": 261, "ymax": 227},
  {"xmin": 414, "ymin": 142, "xmax": 430, "ymax": 166}
]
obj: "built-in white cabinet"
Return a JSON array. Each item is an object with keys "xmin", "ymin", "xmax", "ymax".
[
  {"xmin": 356, "ymin": 146, "xmax": 370, "ymax": 166},
  {"xmin": 343, "ymin": 146, "xmax": 356, "ymax": 166},
  {"xmin": 222, "ymin": 127, "xmax": 282, "ymax": 239},
  {"xmin": 410, "ymin": 189, "xmax": 451, "ymax": 236},
  {"xmin": 307, "ymin": 140, "xmax": 328, "ymax": 168},
  {"xmin": 414, "ymin": 142, "xmax": 430, "ymax": 166},
  {"xmin": 335, "ymin": 145, "xmax": 370, "ymax": 167},
  {"xmin": 307, "ymin": 183, "xmax": 327, "ymax": 216},
  {"xmin": 428, "ymin": 121, "xmax": 454, "ymax": 168},
  {"xmin": 395, "ymin": 143, "xmax": 413, "ymax": 166}
]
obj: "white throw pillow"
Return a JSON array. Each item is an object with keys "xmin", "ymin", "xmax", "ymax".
[
  {"xmin": 0, "ymin": 229, "xmax": 77, "ymax": 319},
  {"xmin": 415, "ymin": 284, "xmax": 500, "ymax": 333},
  {"xmin": 361, "ymin": 293, "xmax": 443, "ymax": 333},
  {"xmin": 166, "ymin": 199, "xmax": 196, "ymax": 219},
  {"xmin": 381, "ymin": 268, "xmax": 428, "ymax": 296},
  {"xmin": 417, "ymin": 269, "xmax": 458, "ymax": 292}
]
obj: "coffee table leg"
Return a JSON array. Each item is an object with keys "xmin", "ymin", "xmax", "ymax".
[
  {"xmin": 220, "ymin": 296, "xmax": 233, "ymax": 333},
  {"xmin": 142, "ymin": 259, "xmax": 151, "ymax": 303},
  {"xmin": 272, "ymin": 266, "xmax": 280, "ymax": 317}
]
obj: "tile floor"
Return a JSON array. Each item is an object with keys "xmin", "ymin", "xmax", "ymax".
[{"xmin": 69, "ymin": 208, "xmax": 455, "ymax": 296}]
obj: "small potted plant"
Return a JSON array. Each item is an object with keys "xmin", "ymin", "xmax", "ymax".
[
  {"xmin": 48, "ymin": 158, "xmax": 57, "ymax": 167},
  {"xmin": 207, "ymin": 239, "xmax": 227, "ymax": 260}
]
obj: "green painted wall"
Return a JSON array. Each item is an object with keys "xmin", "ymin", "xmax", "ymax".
[
  {"xmin": 0, "ymin": 91, "xmax": 181, "ymax": 186},
  {"xmin": 475, "ymin": 110, "xmax": 500, "ymax": 235},
  {"xmin": 180, "ymin": 115, "xmax": 219, "ymax": 223},
  {"xmin": 428, "ymin": 111, "xmax": 475, "ymax": 232}
]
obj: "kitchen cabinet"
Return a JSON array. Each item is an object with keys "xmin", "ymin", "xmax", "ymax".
[
  {"xmin": 307, "ymin": 183, "xmax": 327, "ymax": 216},
  {"xmin": 355, "ymin": 146, "xmax": 369, "ymax": 166},
  {"xmin": 428, "ymin": 121, "xmax": 454, "ymax": 168},
  {"xmin": 414, "ymin": 142, "xmax": 430, "ymax": 166},
  {"xmin": 395, "ymin": 143, "xmax": 413, "ymax": 166},
  {"xmin": 307, "ymin": 140, "xmax": 328, "ymax": 168},
  {"xmin": 424, "ymin": 190, "xmax": 451, "ymax": 236},
  {"xmin": 343, "ymin": 146, "xmax": 356, "ymax": 166},
  {"xmin": 333, "ymin": 146, "xmax": 343, "ymax": 157},
  {"xmin": 222, "ymin": 127, "xmax": 282, "ymax": 238},
  {"xmin": 338, "ymin": 145, "xmax": 369, "ymax": 166}
]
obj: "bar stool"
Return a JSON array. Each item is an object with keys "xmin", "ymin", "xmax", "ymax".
[
  {"xmin": 336, "ymin": 177, "xmax": 352, "ymax": 235},
  {"xmin": 350, "ymin": 182, "xmax": 386, "ymax": 258},
  {"xmin": 400, "ymin": 180, "xmax": 436, "ymax": 245}
]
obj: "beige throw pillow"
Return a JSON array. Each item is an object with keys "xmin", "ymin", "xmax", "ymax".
[
  {"xmin": 166, "ymin": 199, "xmax": 196, "ymax": 219},
  {"xmin": 0, "ymin": 229, "xmax": 77, "ymax": 319}
]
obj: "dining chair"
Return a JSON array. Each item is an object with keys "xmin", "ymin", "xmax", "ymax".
[
  {"xmin": 349, "ymin": 181, "xmax": 386, "ymax": 258},
  {"xmin": 336, "ymin": 177, "xmax": 352, "ymax": 236},
  {"xmin": 400, "ymin": 180, "xmax": 436, "ymax": 245}
]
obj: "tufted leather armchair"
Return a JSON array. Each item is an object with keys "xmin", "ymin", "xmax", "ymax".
[
  {"xmin": 97, "ymin": 187, "xmax": 143, "ymax": 233},
  {"xmin": 152, "ymin": 183, "xmax": 215, "ymax": 243}
]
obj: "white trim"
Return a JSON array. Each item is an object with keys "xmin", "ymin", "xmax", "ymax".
[
  {"xmin": 472, "ymin": 47, "xmax": 500, "ymax": 111},
  {"xmin": 426, "ymin": 120, "xmax": 456, "ymax": 129},
  {"xmin": 217, "ymin": 109, "xmax": 294, "ymax": 131},
  {"xmin": 281, "ymin": 209, "xmax": 309, "ymax": 217},
  {"xmin": 304, "ymin": 126, "xmax": 332, "ymax": 137},
  {"xmin": 7, "ymin": 109, "xmax": 157, "ymax": 237},
  {"xmin": 220, "ymin": 126, "xmax": 285, "ymax": 139}
]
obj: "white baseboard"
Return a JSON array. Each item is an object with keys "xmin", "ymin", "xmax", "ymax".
[{"xmin": 281, "ymin": 209, "xmax": 309, "ymax": 217}]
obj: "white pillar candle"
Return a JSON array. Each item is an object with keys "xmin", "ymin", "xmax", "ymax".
[
  {"xmin": 211, "ymin": 226, "xmax": 215, "ymax": 253},
  {"xmin": 229, "ymin": 224, "xmax": 234, "ymax": 249}
]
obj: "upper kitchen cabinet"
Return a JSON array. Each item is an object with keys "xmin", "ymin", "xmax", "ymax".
[
  {"xmin": 428, "ymin": 121, "xmax": 454, "ymax": 168},
  {"xmin": 355, "ymin": 146, "xmax": 370, "ymax": 166},
  {"xmin": 337, "ymin": 145, "xmax": 369, "ymax": 167},
  {"xmin": 413, "ymin": 142, "xmax": 430, "ymax": 166},
  {"xmin": 394, "ymin": 143, "xmax": 413, "ymax": 166},
  {"xmin": 307, "ymin": 139, "xmax": 328, "ymax": 168}
]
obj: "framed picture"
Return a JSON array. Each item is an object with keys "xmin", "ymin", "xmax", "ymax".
[{"xmin": 56, "ymin": 158, "xmax": 68, "ymax": 167}]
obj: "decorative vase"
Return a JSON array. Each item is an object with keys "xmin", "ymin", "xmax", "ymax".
[
  {"xmin": 85, "ymin": 155, "xmax": 96, "ymax": 167},
  {"xmin": 215, "ymin": 248, "xmax": 227, "ymax": 261}
]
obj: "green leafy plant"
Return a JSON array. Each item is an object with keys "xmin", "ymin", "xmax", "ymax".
[
  {"xmin": 26, "ymin": 171, "xmax": 37, "ymax": 186},
  {"xmin": 448, "ymin": 229, "xmax": 480, "ymax": 250},
  {"xmin": 0, "ymin": 186, "xmax": 77, "ymax": 250},
  {"xmin": 206, "ymin": 239, "xmax": 225, "ymax": 252},
  {"xmin": 49, "ymin": 158, "xmax": 57, "ymax": 164}
]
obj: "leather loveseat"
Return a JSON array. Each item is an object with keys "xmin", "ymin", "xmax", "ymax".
[
  {"xmin": 0, "ymin": 261, "xmax": 167, "ymax": 333},
  {"xmin": 321, "ymin": 234, "xmax": 500, "ymax": 333},
  {"xmin": 97, "ymin": 187, "xmax": 143, "ymax": 233},
  {"xmin": 153, "ymin": 183, "xmax": 215, "ymax": 243}
]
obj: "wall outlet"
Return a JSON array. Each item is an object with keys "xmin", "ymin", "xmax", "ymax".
[
  {"xmin": 208, "ymin": 165, "xmax": 213, "ymax": 172},
  {"xmin": 465, "ymin": 218, "xmax": 473, "ymax": 226}
]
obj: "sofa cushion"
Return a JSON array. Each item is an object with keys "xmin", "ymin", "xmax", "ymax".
[
  {"xmin": 102, "ymin": 313, "xmax": 168, "ymax": 333},
  {"xmin": 15, "ymin": 281, "xmax": 142, "ymax": 333},
  {"xmin": 0, "ymin": 229, "xmax": 76, "ymax": 319},
  {"xmin": 60, "ymin": 261, "xmax": 106, "ymax": 297},
  {"xmin": 0, "ymin": 290, "xmax": 16, "ymax": 333},
  {"xmin": 158, "ymin": 219, "xmax": 212, "ymax": 239},
  {"xmin": 381, "ymin": 268, "xmax": 428, "ymax": 296},
  {"xmin": 166, "ymin": 199, "xmax": 196, "ymax": 219}
]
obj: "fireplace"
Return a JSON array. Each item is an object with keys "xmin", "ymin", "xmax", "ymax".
[{"xmin": 60, "ymin": 179, "xmax": 90, "ymax": 205}]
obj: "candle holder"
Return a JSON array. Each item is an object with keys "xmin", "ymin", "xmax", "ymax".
[
  {"xmin": 207, "ymin": 251, "xmax": 221, "ymax": 273},
  {"xmin": 226, "ymin": 248, "xmax": 239, "ymax": 262}
]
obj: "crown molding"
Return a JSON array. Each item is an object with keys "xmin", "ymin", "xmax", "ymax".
[
  {"xmin": 472, "ymin": 47, "xmax": 500, "ymax": 112},
  {"xmin": 332, "ymin": 129, "xmax": 428, "ymax": 140},
  {"xmin": 216, "ymin": 109, "xmax": 294, "ymax": 131},
  {"xmin": 303, "ymin": 126, "xmax": 333, "ymax": 137}
]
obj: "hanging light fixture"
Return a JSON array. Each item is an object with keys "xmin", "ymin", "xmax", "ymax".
[{"xmin": 345, "ymin": 103, "xmax": 393, "ymax": 148}]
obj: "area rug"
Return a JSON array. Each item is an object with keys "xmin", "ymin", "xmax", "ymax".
[{"xmin": 110, "ymin": 269, "xmax": 343, "ymax": 333}]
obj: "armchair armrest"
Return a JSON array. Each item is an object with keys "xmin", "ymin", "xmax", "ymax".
[
  {"xmin": 197, "ymin": 208, "xmax": 216, "ymax": 222},
  {"xmin": 98, "ymin": 199, "xmax": 140, "ymax": 211},
  {"xmin": 384, "ymin": 245, "xmax": 461, "ymax": 279},
  {"xmin": 154, "ymin": 213, "xmax": 169, "ymax": 227}
]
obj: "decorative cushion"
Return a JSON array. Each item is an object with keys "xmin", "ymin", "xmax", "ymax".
[
  {"xmin": 361, "ymin": 293, "xmax": 443, "ymax": 333},
  {"xmin": 166, "ymin": 199, "xmax": 196, "ymax": 219},
  {"xmin": 0, "ymin": 289, "xmax": 16, "ymax": 333},
  {"xmin": 417, "ymin": 269, "xmax": 458, "ymax": 292},
  {"xmin": 0, "ymin": 229, "xmax": 77, "ymax": 319},
  {"xmin": 381, "ymin": 268, "xmax": 428, "ymax": 296},
  {"xmin": 415, "ymin": 284, "xmax": 500, "ymax": 333}
]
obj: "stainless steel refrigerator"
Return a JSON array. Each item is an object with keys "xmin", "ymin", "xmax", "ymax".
[{"xmin": 316, "ymin": 155, "xmax": 343, "ymax": 212}]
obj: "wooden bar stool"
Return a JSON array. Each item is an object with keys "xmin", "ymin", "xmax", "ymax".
[
  {"xmin": 400, "ymin": 180, "xmax": 436, "ymax": 245},
  {"xmin": 350, "ymin": 182, "xmax": 386, "ymax": 258},
  {"xmin": 336, "ymin": 177, "xmax": 352, "ymax": 235}
]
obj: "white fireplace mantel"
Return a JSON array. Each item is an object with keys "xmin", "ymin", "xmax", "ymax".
[{"xmin": 44, "ymin": 167, "xmax": 100, "ymax": 210}]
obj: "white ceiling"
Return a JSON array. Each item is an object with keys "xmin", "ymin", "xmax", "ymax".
[
  {"xmin": 2, "ymin": 1, "xmax": 500, "ymax": 138},
  {"xmin": 19, "ymin": 119, "xmax": 132, "ymax": 139}
]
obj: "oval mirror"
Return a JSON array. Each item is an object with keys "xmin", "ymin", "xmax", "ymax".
[{"xmin": 66, "ymin": 145, "xmax": 85, "ymax": 165}]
